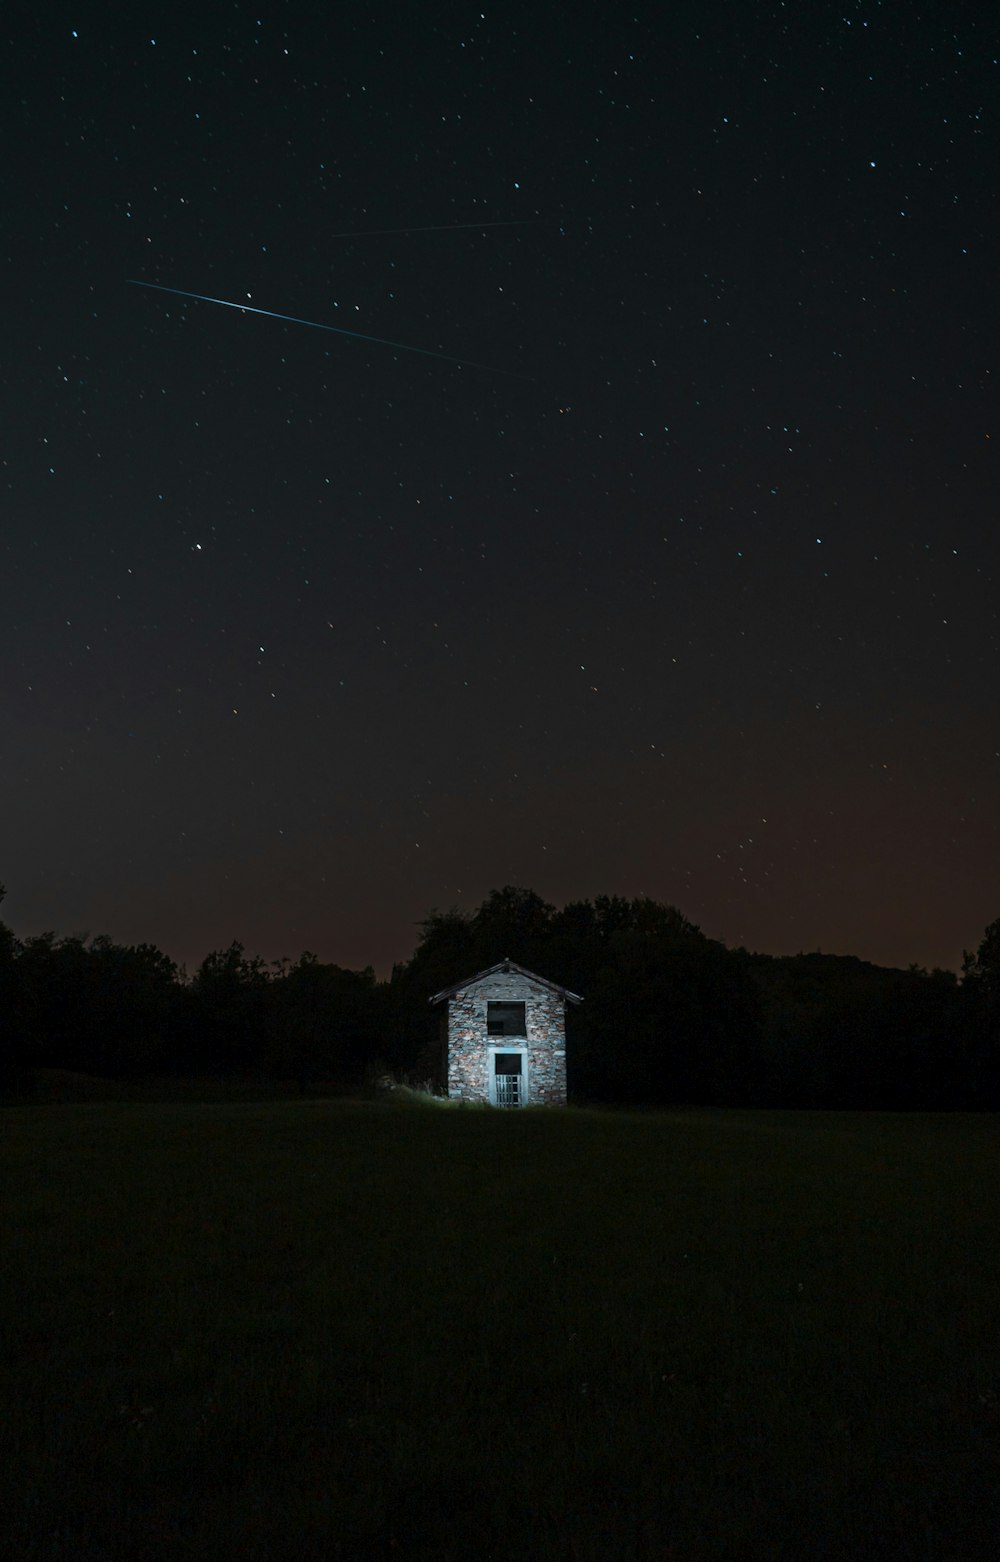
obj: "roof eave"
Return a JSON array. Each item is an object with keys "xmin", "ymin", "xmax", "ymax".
[{"xmin": 428, "ymin": 958, "xmax": 583, "ymax": 1006}]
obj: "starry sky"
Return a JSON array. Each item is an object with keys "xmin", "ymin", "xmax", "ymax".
[{"xmin": 4, "ymin": 2, "xmax": 997, "ymax": 976}]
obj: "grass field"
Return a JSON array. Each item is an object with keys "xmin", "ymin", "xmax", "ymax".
[{"xmin": 2, "ymin": 1098, "xmax": 999, "ymax": 1560}]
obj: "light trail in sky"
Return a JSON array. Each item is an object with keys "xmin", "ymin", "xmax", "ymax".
[{"xmin": 126, "ymin": 279, "xmax": 527, "ymax": 375}]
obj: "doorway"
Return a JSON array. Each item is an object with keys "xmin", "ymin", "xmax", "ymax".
[{"xmin": 491, "ymin": 1049, "xmax": 526, "ymax": 1107}]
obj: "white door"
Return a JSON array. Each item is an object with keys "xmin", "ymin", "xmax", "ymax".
[{"xmin": 491, "ymin": 1050, "xmax": 525, "ymax": 1106}]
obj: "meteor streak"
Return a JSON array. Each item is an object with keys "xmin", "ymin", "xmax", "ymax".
[{"xmin": 127, "ymin": 279, "xmax": 525, "ymax": 376}]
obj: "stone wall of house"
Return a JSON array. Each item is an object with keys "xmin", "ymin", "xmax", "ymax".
[{"xmin": 446, "ymin": 971, "xmax": 568, "ymax": 1106}]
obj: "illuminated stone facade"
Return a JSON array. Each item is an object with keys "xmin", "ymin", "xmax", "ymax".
[{"xmin": 430, "ymin": 960, "xmax": 581, "ymax": 1106}]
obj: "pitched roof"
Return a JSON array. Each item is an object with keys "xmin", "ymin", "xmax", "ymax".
[{"xmin": 428, "ymin": 958, "xmax": 583, "ymax": 1006}]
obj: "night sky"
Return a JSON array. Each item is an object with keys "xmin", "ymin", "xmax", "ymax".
[{"xmin": 4, "ymin": 2, "xmax": 997, "ymax": 977}]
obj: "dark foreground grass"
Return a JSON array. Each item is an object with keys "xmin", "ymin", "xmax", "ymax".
[{"xmin": 2, "ymin": 1100, "xmax": 999, "ymax": 1561}]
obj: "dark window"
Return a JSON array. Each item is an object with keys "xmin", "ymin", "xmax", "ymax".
[
  {"xmin": 487, "ymin": 1001, "xmax": 527, "ymax": 1037},
  {"xmin": 494, "ymin": 1051, "xmax": 523, "ymax": 1075}
]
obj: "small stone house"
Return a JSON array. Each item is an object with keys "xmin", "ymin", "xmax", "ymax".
[{"xmin": 429, "ymin": 959, "xmax": 582, "ymax": 1106}]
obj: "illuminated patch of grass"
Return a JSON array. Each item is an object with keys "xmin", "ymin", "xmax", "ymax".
[{"xmin": 2, "ymin": 1101, "xmax": 999, "ymax": 1559}]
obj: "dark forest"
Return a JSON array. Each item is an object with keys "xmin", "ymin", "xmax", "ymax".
[{"xmin": 2, "ymin": 884, "xmax": 998, "ymax": 1109}]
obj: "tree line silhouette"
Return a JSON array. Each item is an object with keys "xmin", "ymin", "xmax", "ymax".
[{"xmin": 2, "ymin": 883, "xmax": 998, "ymax": 1108}]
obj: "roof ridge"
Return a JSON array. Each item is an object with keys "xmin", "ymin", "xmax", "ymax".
[{"xmin": 429, "ymin": 959, "xmax": 583, "ymax": 1005}]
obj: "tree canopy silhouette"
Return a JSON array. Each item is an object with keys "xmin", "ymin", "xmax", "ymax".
[{"xmin": 1, "ymin": 880, "xmax": 997, "ymax": 1109}]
